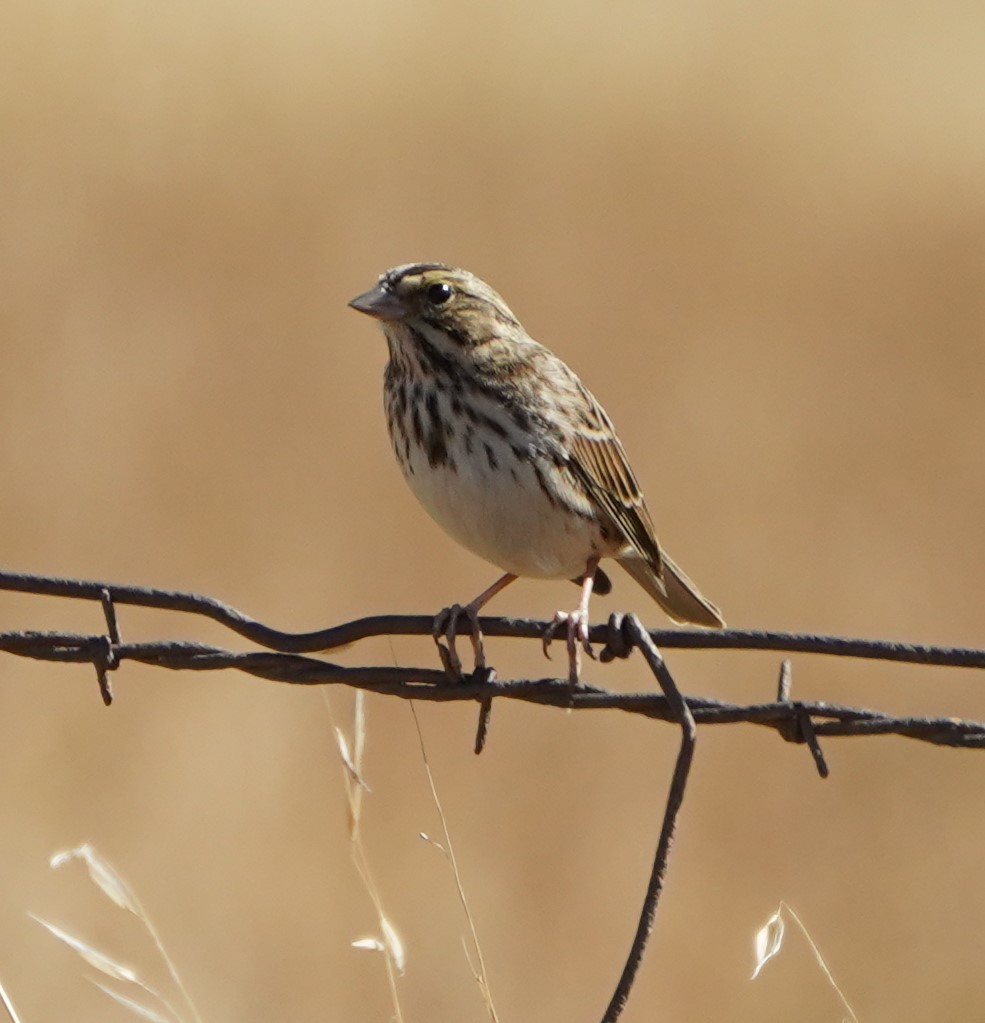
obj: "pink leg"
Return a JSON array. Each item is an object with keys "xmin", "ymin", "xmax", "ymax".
[
  {"xmin": 433, "ymin": 573, "xmax": 518, "ymax": 678},
  {"xmin": 543, "ymin": 558, "xmax": 599, "ymax": 684}
]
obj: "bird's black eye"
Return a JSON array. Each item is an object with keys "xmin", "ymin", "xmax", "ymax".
[{"xmin": 426, "ymin": 282, "xmax": 453, "ymax": 305}]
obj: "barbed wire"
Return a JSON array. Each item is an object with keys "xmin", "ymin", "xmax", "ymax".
[{"xmin": 2, "ymin": 567, "xmax": 984, "ymax": 1023}]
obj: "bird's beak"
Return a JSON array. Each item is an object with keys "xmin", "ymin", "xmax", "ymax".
[{"xmin": 348, "ymin": 282, "xmax": 408, "ymax": 322}]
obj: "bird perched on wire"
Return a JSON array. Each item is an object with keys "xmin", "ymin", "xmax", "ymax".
[{"xmin": 349, "ymin": 263, "xmax": 724, "ymax": 683}]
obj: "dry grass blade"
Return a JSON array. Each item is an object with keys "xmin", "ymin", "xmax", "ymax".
[
  {"xmin": 379, "ymin": 916, "xmax": 406, "ymax": 975},
  {"xmin": 751, "ymin": 902, "xmax": 859, "ymax": 1022},
  {"xmin": 351, "ymin": 921, "xmax": 406, "ymax": 976},
  {"xmin": 323, "ymin": 690, "xmax": 406, "ymax": 1020},
  {"xmin": 335, "ymin": 728, "xmax": 371, "ymax": 794},
  {"xmin": 329, "ymin": 691, "xmax": 370, "ymax": 838},
  {"xmin": 410, "ymin": 704, "xmax": 499, "ymax": 1023},
  {"xmin": 39, "ymin": 848, "xmax": 204, "ymax": 1023},
  {"xmin": 751, "ymin": 908, "xmax": 784, "ymax": 980},
  {"xmin": 90, "ymin": 980, "xmax": 175, "ymax": 1023},
  {"xmin": 353, "ymin": 689, "xmax": 366, "ymax": 772},
  {"xmin": 0, "ymin": 976, "xmax": 23, "ymax": 1023},
  {"xmin": 30, "ymin": 915, "xmax": 188, "ymax": 1022},
  {"xmin": 31, "ymin": 915, "xmax": 139, "ymax": 983},
  {"xmin": 351, "ymin": 938, "xmax": 385, "ymax": 953},
  {"xmin": 51, "ymin": 844, "xmax": 140, "ymax": 914}
]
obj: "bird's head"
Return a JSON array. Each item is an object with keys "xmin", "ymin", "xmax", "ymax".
[{"xmin": 349, "ymin": 264, "xmax": 524, "ymax": 364}]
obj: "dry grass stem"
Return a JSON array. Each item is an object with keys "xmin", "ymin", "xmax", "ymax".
[
  {"xmin": 90, "ymin": 979, "xmax": 174, "ymax": 1023},
  {"xmin": 324, "ymin": 690, "xmax": 406, "ymax": 1022},
  {"xmin": 410, "ymin": 704, "xmax": 500, "ymax": 1023},
  {"xmin": 45, "ymin": 844, "xmax": 203, "ymax": 1023},
  {"xmin": 752, "ymin": 901, "xmax": 859, "ymax": 1022},
  {"xmin": 30, "ymin": 914, "xmax": 186, "ymax": 1023},
  {"xmin": 0, "ymin": 977, "xmax": 23, "ymax": 1023}
]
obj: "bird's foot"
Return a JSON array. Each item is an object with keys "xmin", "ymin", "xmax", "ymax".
[
  {"xmin": 542, "ymin": 608, "xmax": 595, "ymax": 685},
  {"xmin": 432, "ymin": 603, "xmax": 485, "ymax": 680}
]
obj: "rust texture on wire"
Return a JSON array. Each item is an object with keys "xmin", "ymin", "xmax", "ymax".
[
  {"xmin": 2, "ymin": 567, "xmax": 985, "ymax": 1023},
  {"xmin": 1, "ymin": 569, "xmax": 983, "ymax": 751}
]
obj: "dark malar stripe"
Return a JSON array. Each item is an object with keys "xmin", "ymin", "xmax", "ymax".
[
  {"xmin": 405, "ymin": 325, "xmax": 520, "ymax": 411},
  {"xmin": 406, "ymin": 326, "xmax": 464, "ymax": 382}
]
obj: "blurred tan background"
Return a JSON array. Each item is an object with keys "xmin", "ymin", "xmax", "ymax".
[{"xmin": 2, "ymin": 1, "xmax": 985, "ymax": 1020}]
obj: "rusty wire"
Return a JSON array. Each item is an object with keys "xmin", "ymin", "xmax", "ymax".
[{"xmin": 2, "ymin": 567, "xmax": 984, "ymax": 1022}]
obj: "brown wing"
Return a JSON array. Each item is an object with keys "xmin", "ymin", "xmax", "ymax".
[{"xmin": 565, "ymin": 382, "xmax": 664, "ymax": 573}]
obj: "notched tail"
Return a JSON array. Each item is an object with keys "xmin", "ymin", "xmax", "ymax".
[{"xmin": 617, "ymin": 552, "xmax": 725, "ymax": 629}]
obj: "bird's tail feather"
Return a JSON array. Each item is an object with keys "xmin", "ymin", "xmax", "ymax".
[{"xmin": 618, "ymin": 553, "xmax": 725, "ymax": 629}]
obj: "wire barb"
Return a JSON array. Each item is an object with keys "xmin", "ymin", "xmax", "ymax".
[
  {"xmin": 94, "ymin": 588, "xmax": 121, "ymax": 706},
  {"xmin": 2, "ymin": 567, "xmax": 985, "ymax": 1019},
  {"xmin": 472, "ymin": 667, "xmax": 496, "ymax": 755},
  {"xmin": 796, "ymin": 708, "xmax": 830, "ymax": 778},
  {"xmin": 599, "ymin": 612, "xmax": 633, "ymax": 662},
  {"xmin": 776, "ymin": 658, "xmax": 792, "ymax": 701},
  {"xmin": 772, "ymin": 658, "xmax": 829, "ymax": 776}
]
